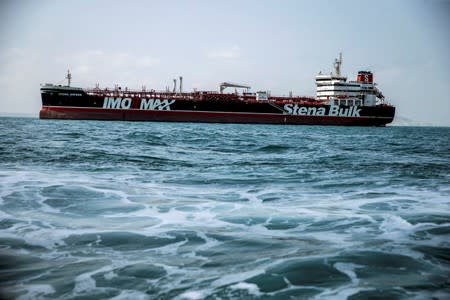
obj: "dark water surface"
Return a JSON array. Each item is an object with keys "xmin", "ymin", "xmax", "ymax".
[{"xmin": 0, "ymin": 117, "xmax": 449, "ymax": 299}]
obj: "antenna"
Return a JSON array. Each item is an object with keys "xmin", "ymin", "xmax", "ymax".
[
  {"xmin": 334, "ymin": 52, "xmax": 342, "ymax": 76},
  {"xmin": 66, "ymin": 70, "xmax": 72, "ymax": 87}
]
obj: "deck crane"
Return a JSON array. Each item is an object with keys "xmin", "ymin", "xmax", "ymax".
[{"xmin": 219, "ymin": 82, "xmax": 250, "ymax": 93}]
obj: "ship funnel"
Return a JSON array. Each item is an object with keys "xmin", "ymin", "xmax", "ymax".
[
  {"xmin": 179, "ymin": 76, "xmax": 183, "ymax": 93},
  {"xmin": 173, "ymin": 79, "xmax": 177, "ymax": 93},
  {"xmin": 356, "ymin": 71, "xmax": 373, "ymax": 83}
]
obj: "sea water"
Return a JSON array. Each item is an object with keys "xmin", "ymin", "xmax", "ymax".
[{"xmin": 0, "ymin": 117, "xmax": 449, "ymax": 300}]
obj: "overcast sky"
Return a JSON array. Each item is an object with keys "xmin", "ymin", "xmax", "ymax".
[{"xmin": 0, "ymin": 0, "xmax": 449, "ymax": 125}]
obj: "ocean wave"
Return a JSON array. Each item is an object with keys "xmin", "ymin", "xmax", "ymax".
[{"xmin": 0, "ymin": 118, "xmax": 449, "ymax": 299}]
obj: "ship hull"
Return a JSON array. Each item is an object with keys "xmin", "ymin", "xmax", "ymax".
[
  {"xmin": 39, "ymin": 86, "xmax": 395, "ymax": 126},
  {"xmin": 40, "ymin": 105, "xmax": 394, "ymax": 126}
]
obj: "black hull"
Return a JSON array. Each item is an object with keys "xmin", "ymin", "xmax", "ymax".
[{"xmin": 40, "ymin": 106, "xmax": 394, "ymax": 126}]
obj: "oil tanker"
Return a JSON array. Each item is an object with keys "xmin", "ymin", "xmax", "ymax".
[{"xmin": 40, "ymin": 54, "xmax": 395, "ymax": 126}]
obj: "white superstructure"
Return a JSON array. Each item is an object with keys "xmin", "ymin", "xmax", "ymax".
[{"xmin": 315, "ymin": 53, "xmax": 385, "ymax": 107}]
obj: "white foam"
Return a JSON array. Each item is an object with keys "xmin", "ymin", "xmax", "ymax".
[
  {"xmin": 73, "ymin": 272, "xmax": 97, "ymax": 294},
  {"xmin": 313, "ymin": 286, "xmax": 372, "ymax": 300},
  {"xmin": 230, "ymin": 282, "xmax": 261, "ymax": 296},
  {"xmin": 109, "ymin": 290, "xmax": 151, "ymax": 300},
  {"xmin": 14, "ymin": 284, "xmax": 55, "ymax": 300},
  {"xmin": 2, "ymin": 147, "xmax": 449, "ymax": 300},
  {"xmin": 103, "ymin": 271, "xmax": 116, "ymax": 280},
  {"xmin": 177, "ymin": 290, "xmax": 205, "ymax": 300},
  {"xmin": 73, "ymin": 265, "xmax": 113, "ymax": 294},
  {"xmin": 194, "ymin": 231, "xmax": 221, "ymax": 251},
  {"xmin": 210, "ymin": 269, "xmax": 264, "ymax": 288},
  {"xmin": 333, "ymin": 262, "xmax": 361, "ymax": 284},
  {"xmin": 379, "ymin": 214, "xmax": 414, "ymax": 241}
]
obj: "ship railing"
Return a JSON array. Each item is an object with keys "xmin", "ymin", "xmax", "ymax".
[
  {"xmin": 85, "ymin": 88, "xmax": 325, "ymax": 104},
  {"xmin": 85, "ymin": 89, "xmax": 219, "ymax": 100},
  {"xmin": 270, "ymin": 97, "xmax": 317, "ymax": 104}
]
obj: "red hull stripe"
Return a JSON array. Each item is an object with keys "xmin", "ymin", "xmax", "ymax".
[{"xmin": 40, "ymin": 106, "xmax": 393, "ymax": 126}]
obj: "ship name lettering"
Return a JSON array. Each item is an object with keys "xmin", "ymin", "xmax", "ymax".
[
  {"xmin": 328, "ymin": 105, "xmax": 361, "ymax": 117},
  {"xmin": 284, "ymin": 104, "xmax": 361, "ymax": 117},
  {"xmin": 284, "ymin": 104, "xmax": 325, "ymax": 116},
  {"xmin": 103, "ymin": 97, "xmax": 132, "ymax": 109},
  {"xmin": 140, "ymin": 99, "xmax": 175, "ymax": 110}
]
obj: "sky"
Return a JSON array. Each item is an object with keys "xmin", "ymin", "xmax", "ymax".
[{"xmin": 0, "ymin": 0, "xmax": 449, "ymax": 126}]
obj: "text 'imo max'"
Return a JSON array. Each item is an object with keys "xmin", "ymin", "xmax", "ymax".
[{"xmin": 103, "ymin": 97, "xmax": 175, "ymax": 110}]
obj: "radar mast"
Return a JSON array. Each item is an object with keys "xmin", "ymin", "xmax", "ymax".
[
  {"xmin": 66, "ymin": 70, "xmax": 72, "ymax": 87},
  {"xmin": 334, "ymin": 53, "xmax": 343, "ymax": 77}
]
